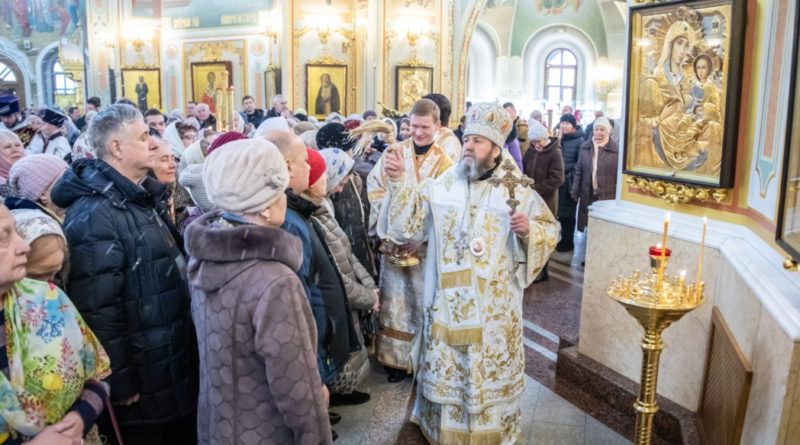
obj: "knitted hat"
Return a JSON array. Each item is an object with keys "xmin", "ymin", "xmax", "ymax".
[
  {"xmin": 8, "ymin": 154, "xmax": 68, "ymax": 201},
  {"xmin": 178, "ymin": 164, "xmax": 213, "ymax": 212},
  {"xmin": 593, "ymin": 116, "xmax": 611, "ymax": 131},
  {"xmin": 527, "ymin": 119, "xmax": 549, "ymax": 141},
  {"xmin": 39, "ymin": 108, "xmax": 67, "ymax": 127},
  {"xmin": 294, "ymin": 107, "xmax": 309, "ymax": 117},
  {"xmin": 11, "ymin": 208, "xmax": 65, "ymax": 244},
  {"xmin": 319, "ymin": 148, "xmax": 354, "ymax": 193},
  {"xmin": 300, "ymin": 130, "xmax": 318, "ymax": 150},
  {"xmin": 316, "ymin": 123, "xmax": 356, "ymax": 151},
  {"xmin": 207, "ymin": 131, "xmax": 247, "ymax": 155},
  {"xmin": 463, "ymin": 102, "xmax": 513, "ymax": 148},
  {"xmin": 293, "ymin": 121, "xmax": 317, "ymax": 136},
  {"xmin": 203, "ymin": 139, "xmax": 289, "ymax": 214},
  {"xmin": 307, "ymin": 148, "xmax": 327, "ymax": 187},
  {"xmin": 559, "ymin": 113, "xmax": 578, "ymax": 129}
]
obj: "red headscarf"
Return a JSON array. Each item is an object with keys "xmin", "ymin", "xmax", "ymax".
[
  {"xmin": 207, "ymin": 131, "xmax": 247, "ymax": 155},
  {"xmin": 307, "ymin": 148, "xmax": 326, "ymax": 187}
]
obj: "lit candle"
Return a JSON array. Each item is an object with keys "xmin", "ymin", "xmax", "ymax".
[
  {"xmin": 680, "ymin": 270, "xmax": 686, "ymax": 288},
  {"xmin": 658, "ymin": 213, "xmax": 670, "ymax": 287},
  {"xmin": 695, "ymin": 217, "xmax": 707, "ymax": 287}
]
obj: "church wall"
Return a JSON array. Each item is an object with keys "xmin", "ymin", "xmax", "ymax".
[
  {"xmin": 378, "ymin": 0, "xmax": 451, "ymax": 115},
  {"xmin": 0, "ymin": 0, "xmax": 86, "ymax": 108},
  {"xmin": 467, "ymin": 0, "xmax": 625, "ymax": 119},
  {"xmin": 580, "ymin": 201, "xmax": 800, "ymax": 443}
]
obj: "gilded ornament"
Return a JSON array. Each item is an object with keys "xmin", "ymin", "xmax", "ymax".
[
  {"xmin": 625, "ymin": 175, "xmax": 728, "ymax": 206},
  {"xmin": 307, "ymin": 55, "xmax": 346, "ymax": 65},
  {"xmin": 783, "ymin": 257, "xmax": 800, "ymax": 272},
  {"xmin": 399, "ymin": 58, "xmax": 433, "ymax": 68}
]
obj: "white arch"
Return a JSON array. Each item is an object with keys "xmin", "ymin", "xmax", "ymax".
[
  {"xmin": 0, "ymin": 37, "xmax": 33, "ymax": 106},
  {"xmin": 521, "ymin": 25, "xmax": 599, "ymax": 108},
  {"xmin": 467, "ymin": 22, "xmax": 499, "ymax": 102},
  {"xmin": 36, "ymin": 42, "xmax": 61, "ymax": 106}
]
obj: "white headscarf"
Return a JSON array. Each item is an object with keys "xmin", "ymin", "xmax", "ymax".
[{"xmin": 164, "ymin": 122, "xmax": 185, "ymax": 159}]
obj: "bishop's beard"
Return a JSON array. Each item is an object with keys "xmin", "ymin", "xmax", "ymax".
[{"xmin": 455, "ymin": 154, "xmax": 497, "ymax": 181}]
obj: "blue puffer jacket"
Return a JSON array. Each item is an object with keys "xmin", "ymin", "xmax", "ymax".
[{"xmin": 283, "ymin": 191, "xmax": 357, "ymax": 385}]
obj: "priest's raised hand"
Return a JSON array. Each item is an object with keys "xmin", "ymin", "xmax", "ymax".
[{"xmin": 383, "ymin": 147, "xmax": 405, "ymax": 180}]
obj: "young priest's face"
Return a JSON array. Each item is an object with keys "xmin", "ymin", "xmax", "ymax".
[{"xmin": 409, "ymin": 113, "xmax": 438, "ymax": 147}]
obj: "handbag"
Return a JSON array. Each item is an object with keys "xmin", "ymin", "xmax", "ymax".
[{"xmin": 359, "ymin": 310, "xmax": 379, "ymax": 355}]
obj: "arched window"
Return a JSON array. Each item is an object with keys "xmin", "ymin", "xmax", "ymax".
[
  {"xmin": 544, "ymin": 48, "xmax": 577, "ymax": 104},
  {"xmin": 0, "ymin": 62, "xmax": 17, "ymax": 82},
  {"xmin": 52, "ymin": 62, "xmax": 75, "ymax": 97}
]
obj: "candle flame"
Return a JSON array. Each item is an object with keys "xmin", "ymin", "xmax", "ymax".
[{"xmin": 665, "ymin": 212, "xmax": 671, "ymax": 222}]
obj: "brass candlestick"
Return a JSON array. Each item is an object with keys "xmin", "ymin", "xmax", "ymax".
[{"xmin": 607, "ymin": 250, "xmax": 704, "ymax": 445}]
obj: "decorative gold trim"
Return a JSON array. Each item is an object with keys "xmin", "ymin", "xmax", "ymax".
[
  {"xmin": 398, "ymin": 58, "xmax": 433, "ymax": 68},
  {"xmin": 783, "ymin": 257, "xmax": 800, "ymax": 272},
  {"xmin": 430, "ymin": 322, "xmax": 483, "ymax": 347},
  {"xmin": 440, "ymin": 269, "xmax": 472, "ymax": 289},
  {"xmin": 120, "ymin": 60, "xmax": 159, "ymax": 70},
  {"xmin": 307, "ymin": 55, "xmax": 346, "ymax": 65},
  {"xmin": 625, "ymin": 175, "xmax": 728, "ymax": 206},
  {"xmin": 455, "ymin": 1, "xmax": 487, "ymax": 125}
]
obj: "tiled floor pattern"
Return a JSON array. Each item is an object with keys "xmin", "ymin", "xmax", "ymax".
[{"xmin": 333, "ymin": 363, "xmax": 631, "ymax": 444}]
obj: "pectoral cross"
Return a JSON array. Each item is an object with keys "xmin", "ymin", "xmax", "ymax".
[
  {"xmin": 455, "ymin": 231, "xmax": 468, "ymax": 264},
  {"xmin": 487, "ymin": 159, "xmax": 534, "ymax": 213}
]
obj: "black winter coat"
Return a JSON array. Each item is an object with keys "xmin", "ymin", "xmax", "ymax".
[
  {"xmin": 51, "ymin": 159, "xmax": 197, "ymax": 426},
  {"xmin": 558, "ymin": 128, "xmax": 585, "ymax": 219}
]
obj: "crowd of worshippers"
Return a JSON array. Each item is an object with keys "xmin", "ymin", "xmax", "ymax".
[{"xmin": 0, "ymin": 89, "xmax": 618, "ymax": 445}]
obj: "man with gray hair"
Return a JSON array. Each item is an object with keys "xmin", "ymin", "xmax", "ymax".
[
  {"xmin": 265, "ymin": 94, "xmax": 289, "ymax": 118},
  {"xmin": 51, "ymin": 103, "xmax": 198, "ymax": 445},
  {"xmin": 195, "ymin": 102, "xmax": 216, "ymax": 130}
]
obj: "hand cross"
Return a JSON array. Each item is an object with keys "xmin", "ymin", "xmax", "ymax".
[{"xmin": 487, "ymin": 159, "xmax": 534, "ymax": 213}]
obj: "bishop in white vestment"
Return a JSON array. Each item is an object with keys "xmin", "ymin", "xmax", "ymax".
[{"xmin": 381, "ymin": 102, "xmax": 559, "ymax": 444}]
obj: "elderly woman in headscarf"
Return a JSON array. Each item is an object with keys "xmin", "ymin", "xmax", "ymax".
[
  {"xmin": 11, "ymin": 209, "xmax": 68, "ymax": 285},
  {"xmin": 163, "ymin": 121, "xmax": 186, "ymax": 160},
  {"xmin": 571, "ymin": 117, "xmax": 618, "ymax": 234},
  {"xmin": 0, "ymin": 203, "xmax": 112, "ymax": 445},
  {"xmin": 302, "ymin": 147, "xmax": 378, "ymax": 405},
  {"xmin": 0, "ymin": 131, "xmax": 24, "ymax": 199},
  {"xmin": 5, "ymin": 154, "xmax": 68, "ymax": 224},
  {"xmin": 184, "ymin": 140, "xmax": 331, "ymax": 444},
  {"xmin": 318, "ymin": 123, "xmax": 377, "ymax": 278}
]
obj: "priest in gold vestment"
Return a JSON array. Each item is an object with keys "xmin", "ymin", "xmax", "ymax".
[
  {"xmin": 381, "ymin": 102, "xmax": 559, "ymax": 444},
  {"xmin": 367, "ymin": 98, "xmax": 453, "ymax": 381}
]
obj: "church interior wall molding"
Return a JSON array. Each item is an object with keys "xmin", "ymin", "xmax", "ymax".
[
  {"xmin": 0, "ymin": 37, "xmax": 34, "ymax": 107},
  {"xmin": 291, "ymin": 0, "xmax": 357, "ymax": 116},
  {"xmin": 747, "ymin": 0, "xmax": 796, "ymax": 217},
  {"xmin": 381, "ymin": 0, "xmax": 445, "ymax": 115}
]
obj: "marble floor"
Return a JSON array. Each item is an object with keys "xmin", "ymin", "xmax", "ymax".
[{"xmin": 335, "ymin": 232, "xmax": 633, "ymax": 444}]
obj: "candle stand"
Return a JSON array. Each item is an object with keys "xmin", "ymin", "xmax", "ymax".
[{"xmin": 607, "ymin": 250, "xmax": 704, "ymax": 445}]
